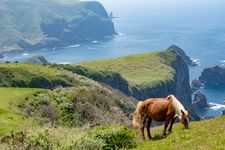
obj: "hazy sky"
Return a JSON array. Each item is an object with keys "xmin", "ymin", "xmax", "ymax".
[{"xmin": 96, "ymin": 0, "xmax": 225, "ymax": 16}]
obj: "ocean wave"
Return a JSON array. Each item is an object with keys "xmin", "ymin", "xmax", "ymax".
[
  {"xmin": 191, "ymin": 58, "xmax": 200, "ymax": 66},
  {"xmin": 118, "ymin": 32, "xmax": 124, "ymax": 36},
  {"xmin": 57, "ymin": 62, "xmax": 71, "ymax": 65},
  {"xmin": 92, "ymin": 41, "xmax": 98, "ymax": 44},
  {"xmin": 220, "ymin": 60, "xmax": 225, "ymax": 63},
  {"xmin": 209, "ymin": 102, "xmax": 225, "ymax": 110},
  {"xmin": 22, "ymin": 53, "xmax": 29, "ymax": 56},
  {"xmin": 67, "ymin": 44, "xmax": 81, "ymax": 48}
]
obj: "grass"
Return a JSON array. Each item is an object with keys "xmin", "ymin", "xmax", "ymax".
[
  {"xmin": 132, "ymin": 116, "xmax": 225, "ymax": 150},
  {"xmin": 0, "ymin": 88, "xmax": 42, "ymax": 135},
  {"xmin": 0, "ymin": 63, "xmax": 63, "ymax": 76},
  {"xmin": 0, "ymin": 63, "xmax": 94, "ymax": 88},
  {"xmin": 76, "ymin": 50, "xmax": 176, "ymax": 88}
]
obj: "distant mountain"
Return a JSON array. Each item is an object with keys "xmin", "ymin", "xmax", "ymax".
[
  {"xmin": 23, "ymin": 55, "xmax": 49, "ymax": 64},
  {"xmin": 0, "ymin": 0, "xmax": 116, "ymax": 51}
]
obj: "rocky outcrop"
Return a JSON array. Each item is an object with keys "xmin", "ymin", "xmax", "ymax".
[
  {"xmin": 191, "ymin": 79, "xmax": 202, "ymax": 93},
  {"xmin": 199, "ymin": 65, "xmax": 225, "ymax": 86},
  {"xmin": 193, "ymin": 91, "xmax": 209, "ymax": 108},
  {"xmin": 167, "ymin": 45, "xmax": 197, "ymax": 66},
  {"xmin": 222, "ymin": 110, "xmax": 225, "ymax": 115}
]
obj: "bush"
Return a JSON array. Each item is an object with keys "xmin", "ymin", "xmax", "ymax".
[
  {"xmin": 88, "ymin": 126, "xmax": 136, "ymax": 150},
  {"xmin": 71, "ymin": 136, "xmax": 105, "ymax": 150},
  {"xmin": 26, "ymin": 129, "xmax": 58, "ymax": 150}
]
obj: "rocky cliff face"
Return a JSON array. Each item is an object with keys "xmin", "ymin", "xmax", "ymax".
[
  {"xmin": 130, "ymin": 53, "xmax": 199, "ymax": 119},
  {"xmin": 131, "ymin": 52, "xmax": 193, "ymax": 108},
  {"xmin": 193, "ymin": 91, "xmax": 209, "ymax": 108},
  {"xmin": 199, "ymin": 65, "xmax": 225, "ymax": 86}
]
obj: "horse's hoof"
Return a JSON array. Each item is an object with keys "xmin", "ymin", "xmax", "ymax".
[
  {"xmin": 168, "ymin": 131, "xmax": 172, "ymax": 134},
  {"xmin": 161, "ymin": 135, "xmax": 166, "ymax": 138}
]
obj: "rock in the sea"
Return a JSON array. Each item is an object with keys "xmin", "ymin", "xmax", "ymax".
[
  {"xmin": 191, "ymin": 79, "xmax": 202, "ymax": 93},
  {"xmin": 167, "ymin": 45, "xmax": 197, "ymax": 66},
  {"xmin": 23, "ymin": 55, "xmax": 49, "ymax": 65},
  {"xmin": 199, "ymin": 65, "xmax": 225, "ymax": 86},
  {"xmin": 222, "ymin": 110, "xmax": 225, "ymax": 115},
  {"xmin": 193, "ymin": 91, "xmax": 208, "ymax": 108}
]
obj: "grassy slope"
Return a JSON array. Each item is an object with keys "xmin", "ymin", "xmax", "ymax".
[
  {"xmin": 0, "ymin": 88, "xmax": 42, "ymax": 135},
  {"xmin": 132, "ymin": 116, "xmax": 225, "ymax": 150},
  {"xmin": 0, "ymin": 63, "xmax": 89, "ymax": 88},
  {"xmin": 76, "ymin": 50, "xmax": 176, "ymax": 88}
]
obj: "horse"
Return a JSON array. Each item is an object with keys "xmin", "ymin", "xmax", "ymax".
[{"xmin": 132, "ymin": 95, "xmax": 190, "ymax": 140}]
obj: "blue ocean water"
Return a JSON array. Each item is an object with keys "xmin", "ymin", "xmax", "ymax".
[{"xmin": 2, "ymin": 15, "xmax": 225, "ymax": 117}]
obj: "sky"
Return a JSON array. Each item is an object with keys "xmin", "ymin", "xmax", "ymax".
[{"xmin": 95, "ymin": 0, "xmax": 225, "ymax": 17}]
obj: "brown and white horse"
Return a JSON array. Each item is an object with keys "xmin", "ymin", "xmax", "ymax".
[{"xmin": 132, "ymin": 95, "xmax": 190, "ymax": 140}]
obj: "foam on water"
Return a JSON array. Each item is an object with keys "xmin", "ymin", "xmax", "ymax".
[
  {"xmin": 57, "ymin": 62, "xmax": 71, "ymax": 64},
  {"xmin": 92, "ymin": 41, "xmax": 98, "ymax": 44},
  {"xmin": 209, "ymin": 102, "xmax": 225, "ymax": 110},
  {"xmin": 66, "ymin": 44, "xmax": 81, "ymax": 48}
]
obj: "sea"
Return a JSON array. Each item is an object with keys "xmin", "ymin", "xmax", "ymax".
[{"xmin": 1, "ymin": 12, "xmax": 225, "ymax": 118}]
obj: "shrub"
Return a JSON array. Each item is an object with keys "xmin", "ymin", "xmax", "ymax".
[
  {"xmin": 71, "ymin": 136, "xmax": 105, "ymax": 150},
  {"xmin": 88, "ymin": 125, "xmax": 136, "ymax": 150},
  {"xmin": 26, "ymin": 129, "xmax": 58, "ymax": 150}
]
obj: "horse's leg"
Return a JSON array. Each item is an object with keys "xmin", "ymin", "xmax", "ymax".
[
  {"xmin": 168, "ymin": 116, "xmax": 176, "ymax": 133},
  {"xmin": 147, "ymin": 118, "xmax": 152, "ymax": 140},
  {"xmin": 162, "ymin": 117, "xmax": 171, "ymax": 138},
  {"xmin": 141, "ymin": 116, "xmax": 147, "ymax": 141}
]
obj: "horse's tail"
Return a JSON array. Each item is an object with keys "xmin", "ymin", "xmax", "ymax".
[{"xmin": 132, "ymin": 101, "xmax": 143, "ymax": 127}]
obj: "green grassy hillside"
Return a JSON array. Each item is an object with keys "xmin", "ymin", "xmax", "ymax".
[
  {"xmin": 0, "ymin": 63, "xmax": 90, "ymax": 88},
  {"xmin": 0, "ymin": 88, "xmax": 42, "ymax": 135},
  {"xmin": 76, "ymin": 50, "xmax": 176, "ymax": 89},
  {"xmin": 133, "ymin": 116, "xmax": 225, "ymax": 150}
]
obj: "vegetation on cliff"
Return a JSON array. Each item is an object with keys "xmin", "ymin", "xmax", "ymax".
[{"xmin": 0, "ymin": 63, "xmax": 90, "ymax": 88}]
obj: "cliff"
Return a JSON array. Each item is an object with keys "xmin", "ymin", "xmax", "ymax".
[
  {"xmin": 0, "ymin": 0, "xmax": 115, "ymax": 51},
  {"xmin": 58, "ymin": 50, "xmax": 199, "ymax": 119},
  {"xmin": 199, "ymin": 65, "xmax": 225, "ymax": 86},
  {"xmin": 167, "ymin": 45, "xmax": 197, "ymax": 66}
]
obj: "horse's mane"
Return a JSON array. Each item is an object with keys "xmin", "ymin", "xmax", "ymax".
[{"xmin": 169, "ymin": 95, "xmax": 186, "ymax": 119}]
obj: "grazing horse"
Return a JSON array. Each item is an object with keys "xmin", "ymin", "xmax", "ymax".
[{"xmin": 132, "ymin": 95, "xmax": 190, "ymax": 140}]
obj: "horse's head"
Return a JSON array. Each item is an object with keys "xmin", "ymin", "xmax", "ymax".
[{"xmin": 180, "ymin": 109, "xmax": 190, "ymax": 129}]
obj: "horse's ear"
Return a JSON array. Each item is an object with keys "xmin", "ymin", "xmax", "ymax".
[
  {"xmin": 181, "ymin": 109, "xmax": 185, "ymax": 115},
  {"xmin": 167, "ymin": 95, "xmax": 172, "ymax": 100}
]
